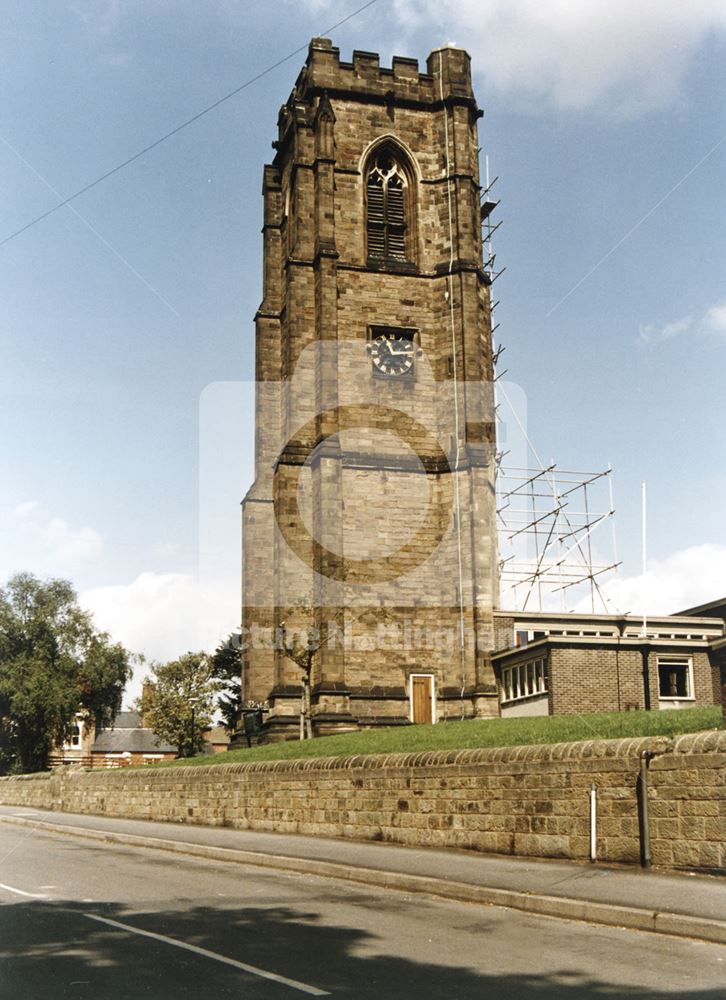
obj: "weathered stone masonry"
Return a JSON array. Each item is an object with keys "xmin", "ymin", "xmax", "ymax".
[
  {"xmin": 2, "ymin": 732, "xmax": 724, "ymax": 872},
  {"xmin": 242, "ymin": 39, "xmax": 499, "ymax": 736}
]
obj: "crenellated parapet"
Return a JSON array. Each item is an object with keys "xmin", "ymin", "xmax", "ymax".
[{"xmin": 274, "ymin": 37, "xmax": 480, "ymax": 155}]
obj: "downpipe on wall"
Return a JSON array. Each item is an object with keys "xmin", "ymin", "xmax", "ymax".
[{"xmin": 637, "ymin": 749, "xmax": 657, "ymax": 868}]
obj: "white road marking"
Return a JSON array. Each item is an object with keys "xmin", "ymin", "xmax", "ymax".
[
  {"xmin": 0, "ymin": 882, "xmax": 49, "ymax": 899},
  {"xmin": 84, "ymin": 913, "xmax": 330, "ymax": 996}
]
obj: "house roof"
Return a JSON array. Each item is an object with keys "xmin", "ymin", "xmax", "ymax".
[
  {"xmin": 204, "ymin": 725, "xmax": 230, "ymax": 745},
  {"xmin": 110, "ymin": 711, "xmax": 143, "ymax": 728},
  {"xmin": 678, "ymin": 597, "xmax": 726, "ymax": 620},
  {"xmin": 91, "ymin": 710, "xmax": 177, "ymax": 754}
]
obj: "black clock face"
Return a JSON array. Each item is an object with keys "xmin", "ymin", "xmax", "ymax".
[{"xmin": 370, "ymin": 333, "xmax": 414, "ymax": 377}]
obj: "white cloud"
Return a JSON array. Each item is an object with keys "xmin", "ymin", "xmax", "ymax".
[
  {"xmin": 13, "ymin": 499, "xmax": 41, "ymax": 519},
  {"xmin": 153, "ymin": 541, "xmax": 182, "ymax": 559},
  {"xmin": 301, "ymin": 0, "xmax": 726, "ymax": 116},
  {"xmin": 638, "ymin": 299, "xmax": 726, "ymax": 345},
  {"xmin": 638, "ymin": 315, "xmax": 692, "ymax": 345},
  {"xmin": 585, "ymin": 543, "xmax": 726, "ymax": 616},
  {"xmin": 703, "ymin": 301, "xmax": 726, "ymax": 334},
  {"xmin": 70, "ymin": 1, "xmax": 124, "ymax": 36},
  {"xmin": 292, "ymin": 0, "xmax": 331, "ymax": 12},
  {"xmin": 12, "ymin": 501, "xmax": 103, "ymax": 562},
  {"xmin": 84, "ymin": 545, "xmax": 724, "ymax": 707},
  {"xmin": 81, "ymin": 571, "xmax": 239, "ymax": 706}
]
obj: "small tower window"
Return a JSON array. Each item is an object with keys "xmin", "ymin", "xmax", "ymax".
[{"xmin": 366, "ymin": 152, "xmax": 409, "ymax": 263}]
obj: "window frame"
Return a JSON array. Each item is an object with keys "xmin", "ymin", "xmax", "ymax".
[
  {"xmin": 514, "ymin": 628, "xmax": 547, "ymax": 647},
  {"xmin": 657, "ymin": 655, "xmax": 695, "ymax": 701},
  {"xmin": 364, "ymin": 147, "xmax": 416, "ymax": 268},
  {"xmin": 501, "ymin": 656, "xmax": 549, "ymax": 704}
]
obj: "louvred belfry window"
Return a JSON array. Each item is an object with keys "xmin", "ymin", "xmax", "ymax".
[{"xmin": 367, "ymin": 154, "xmax": 408, "ymax": 263}]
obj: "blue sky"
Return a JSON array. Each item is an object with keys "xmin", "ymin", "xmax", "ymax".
[{"xmin": 1, "ymin": 1, "xmax": 724, "ymax": 700}]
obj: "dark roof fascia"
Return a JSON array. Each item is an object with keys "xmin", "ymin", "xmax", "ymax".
[
  {"xmin": 678, "ymin": 597, "xmax": 726, "ymax": 618},
  {"xmin": 491, "ymin": 635, "xmax": 714, "ymax": 665},
  {"xmin": 493, "ymin": 608, "xmax": 723, "ymax": 631}
]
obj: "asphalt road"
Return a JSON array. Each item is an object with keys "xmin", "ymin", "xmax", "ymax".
[{"xmin": 0, "ymin": 824, "xmax": 724, "ymax": 999}]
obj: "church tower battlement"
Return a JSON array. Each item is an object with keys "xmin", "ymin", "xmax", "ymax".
[{"xmin": 242, "ymin": 38, "xmax": 499, "ymax": 738}]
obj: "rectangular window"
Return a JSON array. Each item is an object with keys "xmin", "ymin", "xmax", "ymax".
[
  {"xmin": 657, "ymin": 656, "xmax": 693, "ymax": 700},
  {"xmin": 515, "ymin": 627, "xmax": 548, "ymax": 647},
  {"xmin": 501, "ymin": 657, "xmax": 549, "ymax": 703}
]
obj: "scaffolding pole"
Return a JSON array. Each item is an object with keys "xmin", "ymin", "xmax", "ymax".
[{"xmin": 496, "ymin": 464, "xmax": 620, "ymax": 613}]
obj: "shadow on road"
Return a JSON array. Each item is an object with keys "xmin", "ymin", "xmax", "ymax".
[{"xmin": 0, "ymin": 898, "xmax": 722, "ymax": 999}]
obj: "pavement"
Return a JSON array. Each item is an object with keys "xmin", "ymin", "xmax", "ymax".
[{"xmin": 1, "ymin": 804, "xmax": 724, "ymax": 947}]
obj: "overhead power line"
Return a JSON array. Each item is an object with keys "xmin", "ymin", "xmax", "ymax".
[{"xmin": 0, "ymin": 0, "xmax": 383, "ymax": 251}]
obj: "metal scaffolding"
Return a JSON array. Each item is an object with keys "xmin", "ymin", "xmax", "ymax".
[
  {"xmin": 481, "ymin": 156, "xmax": 505, "ymax": 287},
  {"xmin": 480, "ymin": 154, "xmax": 620, "ymax": 614},
  {"xmin": 496, "ymin": 463, "xmax": 620, "ymax": 613}
]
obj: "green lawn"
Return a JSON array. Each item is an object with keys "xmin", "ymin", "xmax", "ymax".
[{"xmin": 152, "ymin": 705, "xmax": 722, "ymax": 768}]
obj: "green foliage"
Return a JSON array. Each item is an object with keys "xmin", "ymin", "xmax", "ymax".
[
  {"xmin": 139, "ymin": 652, "xmax": 220, "ymax": 758},
  {"xmin": 0, "ymin": 572, "xmax": 131, "ymax": 774},
  {"xmin": 149, "ymin": 705, "xmax": 723, "ymax": 769},
  {"xmin": 211, "ymin": 634, "xmax": 242, "ymax": 732}
]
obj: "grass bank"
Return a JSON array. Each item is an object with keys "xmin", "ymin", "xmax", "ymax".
[{"xmin": 154, "ymin": 706, "xmax": 722, "ymax": 768}]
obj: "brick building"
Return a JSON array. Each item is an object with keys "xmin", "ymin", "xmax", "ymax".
[
  {"xmin": 89, "ymin": 711, "xmax": 177, "ymax": 767},
  {"xmin": 241, "ymin": 38, "xmax": 724, "ymax": 736},
  {"xmin": 492, "ymin": 610, "xmax": 723, "ymax": 718},
  {"xmin": 51, "ymin": 711, "xmax": 177, "ymax": 768},
  {"xmin": 680, "ymin": 598, "xmax": 726, "ymax": 714}
]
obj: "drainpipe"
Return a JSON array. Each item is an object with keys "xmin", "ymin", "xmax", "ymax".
[
  {"xmin": 637, "ymin": 750, "xmax": 656, "ymax": 868},
  {"xmin": 640, "ymin": 644, "xmax": 651, "ymax": 711}
]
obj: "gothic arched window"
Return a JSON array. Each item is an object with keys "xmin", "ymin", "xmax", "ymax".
[{"xmin": 366, "ymin": 151, "xmax": 411, "ymax": 264}]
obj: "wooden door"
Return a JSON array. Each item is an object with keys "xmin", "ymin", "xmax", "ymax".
[{"xmin": 411, "ymin": 675, "xmax": 433, "ymax": 724}]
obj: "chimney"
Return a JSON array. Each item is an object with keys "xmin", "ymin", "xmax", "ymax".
[{"xmin": 140, "ymin": 681, "xmax": 156, "ymax": 728}]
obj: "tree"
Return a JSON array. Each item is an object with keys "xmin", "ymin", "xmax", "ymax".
[
  {"xmin": 0, "ymin": 573, "xmax": 131, "ymax": 774},
  {"xmin": 280, "ymin": 612, "xmax": 345, "ymax": 740},
  {"xmin": 138, "ymin": 652, "xmax": 219, "ymax": 758},
  {"xmin": 280, "ymin": 625, "xmax": 315, "ymax": 741},
  {"xmin": 211, "ymin": 633, "xmax": 243, "ymax": 733}
]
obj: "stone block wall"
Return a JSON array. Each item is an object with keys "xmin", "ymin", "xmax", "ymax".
[
  {"xmin": 242, "ymin": 38, "xmax": 499, "ymax": 731},
  {"xmin": 1, "ymin": 731, "xmax": 723, "ymax": 872}
]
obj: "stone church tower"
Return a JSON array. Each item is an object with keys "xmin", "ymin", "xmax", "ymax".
[{"xmin": 242, "ymin": 38, "xmax": 499, "ymax": 737}]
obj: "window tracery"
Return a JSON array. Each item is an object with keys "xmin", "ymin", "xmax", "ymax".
[{"xmin": 366, "ymin": 151, "xmax": 410, "ymax": 263}]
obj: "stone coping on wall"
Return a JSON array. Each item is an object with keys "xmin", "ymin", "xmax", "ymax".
[{"xmin": 3, "ymin": 729, "xmax": 723, "ymax": 783}]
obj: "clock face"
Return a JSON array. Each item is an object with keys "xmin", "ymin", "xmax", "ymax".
[{"xmin": 370, "ymin": 332, "xmax": 415, "ymax": 377}]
